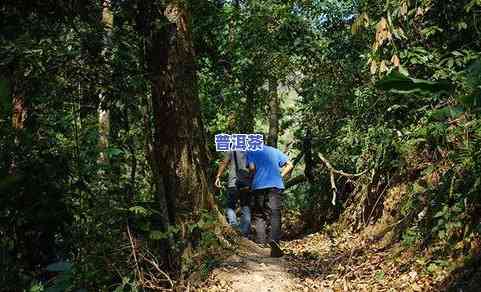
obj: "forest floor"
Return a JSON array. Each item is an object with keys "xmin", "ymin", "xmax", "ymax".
[
  {"xmin": 198, "ymin": 227, "xmax": 480, "ymax": 292},
  {"xmin": 200, "ymin": 239, "xmax": 298, "ymax": 291}
]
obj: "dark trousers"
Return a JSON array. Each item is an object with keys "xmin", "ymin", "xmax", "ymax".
[
  {"xmin": 226, "ymin": 187, "xmax": 250, "ymax": 210},
  {"xmin": 251, "ymin": 188, "xmax": 282, "ymax": 244},
  {"xmin": 226, "ymin": 187, "xmax": 251, "ymax": 236}
]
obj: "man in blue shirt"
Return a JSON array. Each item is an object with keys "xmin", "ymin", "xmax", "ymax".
[{"xmin": 246, "ymin": 145, "xmax": 293, "ymax": 257}]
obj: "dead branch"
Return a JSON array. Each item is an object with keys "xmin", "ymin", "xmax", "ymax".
[
  {"xmin": 126, "ymin": 225, "xmax": 173, "ymax": 291},
  {"xmin": 365, "ymin": 178, "xmax": 391, "ymax": 225},
  {"xmin": 127, "ymin": 224, "xmax": 142, "ymax": 283},
  {"xmin": 139, "ymin": 252, "xmax": 174, "ymax": 289},
  {"xmin": 318, "ymin": 153, "xmax": 368, "ymax": 206}
]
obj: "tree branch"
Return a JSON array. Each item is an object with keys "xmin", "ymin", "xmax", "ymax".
[
  {"xmin": 283, "ymin": 151, "xmax": 305, "ymax": 189},
  {"xmin": 317, "ymin": 153, "xmax": 368, "ymax": 206},
  {"xmin": 285, "ymin": 174, "xmax": 307, "ymax": 189}
]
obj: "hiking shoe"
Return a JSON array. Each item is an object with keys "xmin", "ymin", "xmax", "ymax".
[{"xmin": 269, "ymin": 241, "xmax": 284, "ymax": 258}]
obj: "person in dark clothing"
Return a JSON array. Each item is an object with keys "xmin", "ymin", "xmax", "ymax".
[
  {"xmin": 215, "ymin": 150, "xmax": 251, "ymax": 236},
  {"xmin": 246, "ymin": 145, "xmax": 293, "ymax": 257}
]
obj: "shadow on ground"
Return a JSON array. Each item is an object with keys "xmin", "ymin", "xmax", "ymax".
[{"xmin": 436, "ymin": 254, "xmax": 481, "ymax": 292}]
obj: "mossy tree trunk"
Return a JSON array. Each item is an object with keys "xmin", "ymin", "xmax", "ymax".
[{"xmin": 138, "ymin": 0, "xmax": 220, "ymax": 268}]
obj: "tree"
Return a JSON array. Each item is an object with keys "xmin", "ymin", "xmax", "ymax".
[
  {"xmin": 136, "ymin": 0, "xmax": 219, "ymax": 267},
  {"xmin": 267, "ymin": 77, "xmax": 279, "ymax": 147},
  {"xmin": 97, "ymin": 0, "xmax": 113, "ymax": 166}
]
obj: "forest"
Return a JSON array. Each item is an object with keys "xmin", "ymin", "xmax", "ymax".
[{"xmin": 1, "ymin": 0, "xmax": 481, "ymax": 291}]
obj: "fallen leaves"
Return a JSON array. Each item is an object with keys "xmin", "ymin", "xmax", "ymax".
[
  {"xmin": 196, "ymin": 225, "xmax": 474, "ymax": 291},
  {"xmin": 281, "ymin": 228, "xmax": 458, "ymax": 291}
]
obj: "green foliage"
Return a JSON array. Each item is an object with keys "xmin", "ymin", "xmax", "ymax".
[
  {"xmin": 374, "ymin": 270, "xmax": 385, "ymax": 281},
  {"xmin": 199, "ymin": 256, "xmax": 220, "ymax": 280},
  {"xmin": 286, "ymin": 0, "xmax": 481, "ymax": 254},
  {"xmin": 28, "ymin": 283, "xmax": 45, "ymax": 292},
  {"xmin": 0, "ymin": 1, "xmax": 156, "ymax": 290},
  {"xmin": 376, "ymin": 71, "xmax": 452, "ymax": 95},
  {"xmin": 191, "ymin": 210, "xmax": 222, "ymax": 250},
  {"xmin": 402, "ymin": 227, "xmax": 422, "ymax": 247},
  {"xmin": 149, "ymin": 226, "xmax": 180, "ymax": 241},
  {"xmin": 113, "ymin": 277, "xmax": 140, "ymax": 292},
  {"xmin": 2, "ymin": 0, "xmax": 481, "ymax": 289}
]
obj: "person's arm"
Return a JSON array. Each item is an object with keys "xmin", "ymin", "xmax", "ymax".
[
  {"xmin": 281, "ymin": 161, "xmax": 294, "ymax": 179},
  {"xmin": 278, "ymin": 150, "xmax": 293, "ymax": 179},
  {"xmin": 248, "ymin": 162, "xmax": 256, "ymax": 177},
  {"xmin": 246, "ymin": 152, "xmax": 256, "ymax": 179},
  {"xmin": 215, "ymin": 155, "xmax": 230, "ymax": 188}
]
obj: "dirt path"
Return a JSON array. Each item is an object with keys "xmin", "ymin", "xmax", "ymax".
[
  {"xmin": 200, "ymin": 239, "xmax": 305, "ymax": 292},
  {"xmin": 199, "ymin": 230, "xmax": 472, "ymax": 292}
]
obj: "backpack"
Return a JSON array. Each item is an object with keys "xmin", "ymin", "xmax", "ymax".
[{"xmin": 233, "ymin": 151, "xmax": 251, "ymax": 191}]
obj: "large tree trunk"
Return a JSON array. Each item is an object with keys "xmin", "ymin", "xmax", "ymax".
[
  {"xmin": 134, "ymin": 0, "xmax": 225, "ymax": 270},
  {"xmin": 267, "ymin": 77, "xmax": 279, "ymax": 147},
  {"xmin": 241, "ymin": 86, "xmax": 256, "ymax": 133},
  {"xmin": 97, "ymin": 1, "xmax": 112, "ymax": 166},
  {"xmin": 164, "ymin": 3, "xmax": 216, "ymax": 217},
  {"xmin": 143, "ymin": 0, "xmax": 218, "ymax": 252}
]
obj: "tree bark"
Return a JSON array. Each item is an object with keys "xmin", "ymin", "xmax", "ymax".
[
  {"xmin": 267, "ymin": 77, "xmax": 279, "ymax": 147},
  {"xmin": 242, "ymin": 86, "xmax": 256, "ymax": 133},
  {"xmin": 135, "ymin": 1, "xmax": 224, "ymax": 270},
  {"xmin": 10, "ymin": 71, "xmax": 27, "ymax": 175},
  {"xmin": 303, "ymin": 127, "xmax": 314, "ymax": 182},
  {"xmin": 97, "ymin": 0, "xmax": 112, "ymax": 166},
  {"xmin": 145, "ymin": 0, "xmax": 217, "ymax": 226},
  {"xmin": 12, "ymin": 95, "xmax": 26, "ymax": 131}
]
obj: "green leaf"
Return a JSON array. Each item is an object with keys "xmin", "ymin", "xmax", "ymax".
[
  {"xmin": 376, "ymin": 71, "xmax": 452, "ymax": 95},
  {"xmin": 429, "ymin": 106, "xmax": 465, "ymax": 121},
  {"xmin": 427, "ymin": 263, "xmax": 439, "ymax": 273},
  {"xmin": 29, "ymin": 283, "xmax": 44, "ymax": 292},
  {"xmin": 375, "ymin": 270, "xmax": 385, "ymax": 281},
  {"xmin": 434, "ymin": 259, "xmax": 450, "ymax": 267},
  {"xmin": 46, "ymin": 261, "xmax": 73, "ymax": 272},
  {"xmin": 412, "ymin": 183, "xmax": 426, "ymax": 194},
  {"xmin": 149, "ymin": 226, "xmax": 179, "ymax": 240},
  {"xmin": 451, "ymin": 50, "xmax": 463, "ymax": 57},
  {"xmin": 466, "ymin": 0, "xmax": 481, "ymax": 12},
  {"xmin": 128, "ymin": 206, "xmax": 150, "ymax": 215},
  {"xmin": 398, "ymin": 65, "xmax": 409, "ymax": 77},
  {"xmin": 150, "ymin": 230, "xmax": 167, "ymax": 240},
  {"xmin": 107, "ymin": 147, "xmax": 123, "ymax": 158},
  {"xmin": 457, "ymin": 92, "xmax": 481, "ymax": 109}
]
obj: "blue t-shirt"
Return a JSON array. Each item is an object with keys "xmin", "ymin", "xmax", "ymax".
[{"xmin": 246, "ymin": 145, "xmax": 289, "ymax": 190}]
